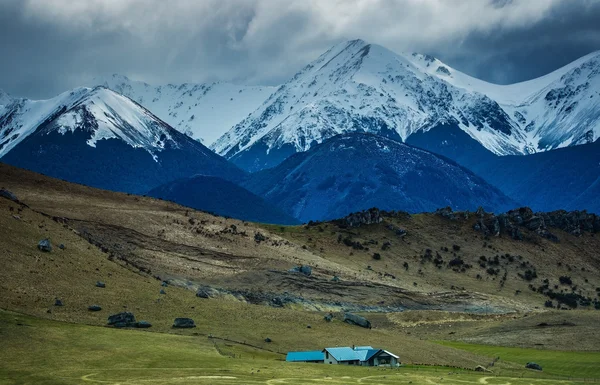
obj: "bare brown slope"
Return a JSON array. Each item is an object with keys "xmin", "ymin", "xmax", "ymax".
[{"xmin": 1, "ymin": 161, "xmax": 599, "ymax": 315}]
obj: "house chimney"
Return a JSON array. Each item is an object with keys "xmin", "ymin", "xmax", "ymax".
[{"xmin": 352, "ymin": 344, "xmax": 355, "ymax": 350}]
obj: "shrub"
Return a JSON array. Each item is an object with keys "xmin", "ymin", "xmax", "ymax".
[
  {"xmin": 403, "ymin": 262, "xmax": 409, "ymax": 271},
  {"xmin": 372, "ymin": 253, "xmax": 381, "ymax": 260},
  {"xmin": 544, "ymin": 300, "xmax": 554, "ymax": 308},
  {"xmin": 559, "ymin": 276, "xmax": 573, "ymax": 285},
  {"xmin": 452, "ymin": 244, "xmax": 461, "ymax": 251},
  {"xmin": 519, "ymin": 269, "xmax": 538, "ymax": 281}
]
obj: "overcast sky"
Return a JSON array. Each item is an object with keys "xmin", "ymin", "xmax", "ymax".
[{"xmin": 1, "ymin": 0, "xmax": 600, "ymax": 99}]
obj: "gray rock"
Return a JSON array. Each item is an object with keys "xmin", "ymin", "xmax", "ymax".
[
  {"xmin": 58, "ymin": 244, "xmax": 65, "ymax": 250},
  {"xmin": 172, "ymin": 318, "xmax": 195, "ymax": 328},
  {"xmin": 435, "ymin": 207, "xmax": 456, "ymax": 220},
  {"xmin": 196, "ymin": 286, "xmax": 214, "ymax": 298},
  {"xmin": 0, "ymin": 189, "xmax": 18, "ymax": 202},
  {"xmin": 161, "ymin": 281, "xmax": 169, "ymax": 287},
  {"xmin": 343, "ymin": 312, "xmax": 371, "ymax": 329},
  {"xmin": 159, "ymin": 289, "xmax": 166, "ymax": 295},
  {"xmin": 107, "ymin": 312, "xmax": 136, "ymax": 328},
  {"xmin": 135, "ymin": 321, "xmax": 152, "ymax": 328},
  {"xmin": 88, "ymin": 305, "xmax": 102, "ymax": 311},
  {"xmin": 525, "ymin": 362, "xmax": 542, "ymax": 371},
  {"xmin": 96, "ymin": 281, "xmax": 106, "ymax": 288},
  {"xmin": 340, "ymin": 208, "xmax": 384, "ymax": 228},
  {"xmin": 288, "ymin": 265, "xmax": 312, "ymax": 276},
  {"xmin": 264, "ymin": 337, "xmax": 272, "ymax": 343},
  {"xmin": 38, "ymin": 239, "xmax": 52, "ymax": 252},
  {"xmin": 54, "ymin": 298, "xmax": 63, "ymax": 306}
]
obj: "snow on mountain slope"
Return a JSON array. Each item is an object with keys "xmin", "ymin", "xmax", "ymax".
[
  {"xmin": 212, "ymin": 39, "xmax": 525, "ymax": 171},
  {"xmin": 0, "ymin": 86, "xmax": 185, "ymax": 158},
  {"xmin": 213, "ymin": 39, "xmax": 600, "ymax": 172},
  {"xmin": 0, "ymin": 86, "xmax": 244, "ymax": 194},
  {"xmin": 0, "ymin": 89, "xmax": 11, "ymax": 107},
  {"xmin": 408, "ymin": 50, "xmax": 600, "ymax": 152},
  {"xmin": 92, "ymin": 75, "xmax": 276, "ymax": 145}
]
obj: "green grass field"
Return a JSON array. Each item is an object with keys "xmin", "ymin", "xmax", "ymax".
[
  {"xmin": 1, "ymin": 310, "xmax": 599, "ymax": 385},
  {"xmin": 438, "ymin": 341, "xmax": 600, "ymax": 379}
]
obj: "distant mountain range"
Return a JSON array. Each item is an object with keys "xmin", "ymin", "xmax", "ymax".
[
  {"xmin": 90, "ymin": 74, "xmax": 275, "ymax": 145},
  {"xmin": 244, "ymin": 133, "xmax": 517, "ymax": 222},
  {"xmin": 0, "ymin": 86, "xmax": 243, "ymax": 194},
  {"xmin": 212, "ymin": 39, "xmax": 600, "ymax": 172},
  {"xmin": 148, "ymin": 175, "xmax": 299, "ymax": 225},
  {"xmin": 1, "ymin": 39, "xmax": 599, "ymax": 222}
]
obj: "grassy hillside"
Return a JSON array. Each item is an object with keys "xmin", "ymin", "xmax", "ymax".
[
  {"xmin": 1, "ymin": 162, "xmax": 600, "ymax": 384},
  {"xmin": 2, "ymin": 311, "xmax": 598, "ymax": 385}
]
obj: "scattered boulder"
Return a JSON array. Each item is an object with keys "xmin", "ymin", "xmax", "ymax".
[
  {"xmin": 37, "ymin": 239, "xmax": 52, "ymax": 252},
  {"xmin": 88, "ymin": 305, "xmax": 102, "ymax": 312},
  {"xmin": 172, "ymin": 318, "xmax": 196, "ymax": 328},
  {"xmin": 264, "ymin": 337, "xmax": 272, "ymax": 343},
  {"xmin": 159, "ymin": 289, "xmax": 166, "ymax": 295},
  {"xmin": 135, "ymin": 321, "xmax": 152, "ymax": 328},
  {"xmin": 474, "ymin": 365, "xmax": 488, "ymax": 372},
  {"xmin": 54, "ymin": 298, "xmax": 63, "ymax": 307},
  {"xmin": 107, "ymin": 312, "xmax": 136, "ymax": 328},
  {"xmin": 343, "ymin": 312, "xmax": 371, "ymax": 329},
  {"xmin": 324, "ymin": 313, "xmax": 334, "ymax": 322},
  {"xmin": 435, "ymin": 207, "xmax": 456, "ymax": 220},
  {"xmin": 306, "ymin": 325, "xmax": 312, "ymax": 329},
  {"xmin": 331, "ymin": 276, "xmax": 340, "ymax": 282},
  {"xmin": 196, "ymin": 286, "xmax": 215, "ymax": 299},
  {"xmin": 525, "ymin": 362, "xmax": 542, "ymax": 371},
  {"xmin": 58, "ymin": 244, "xmax": 65, "ymax": 250},
  {"xmin": 96, "ymin": 281, "xmax": 106, "ymax": 288},
  {"xmin": 339, "ymin": 208, "xmax": 383, "ymax": 228},
  {"xmin": 288, "ymin": 265, "xmax": 312, "ymax": 276},
  {"xmin": 0, "ymin": 189, "xmax": 18, "ymax": 202},
  {"xmin": 161, "ymin": 281, "xmax": 169, "ymax": 287}
]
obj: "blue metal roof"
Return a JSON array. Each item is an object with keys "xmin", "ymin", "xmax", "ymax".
[
  {"xmin": 286, "ymin": 351, "xmax": 325, "ymax": 362},
  {"xmin": 357, "ymin": 349, "xmax": 381, "ymax": 362},
  {"xmin": 324, "ymin": 347, "xmax": 361, "ymax": 362}
]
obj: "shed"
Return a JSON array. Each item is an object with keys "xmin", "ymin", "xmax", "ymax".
[{"xmin": 286, "ymin": 350, "xmax": 325, "ymax": 363}]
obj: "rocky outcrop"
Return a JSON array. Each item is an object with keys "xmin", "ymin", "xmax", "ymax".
[
  {"xmin": 435, "ymin": 206, "xmax": 456, "ymax": 220},
  {"xmin": 525, "ymin": 362, "xmax": 542, "ymax": 371},
  {"xmin": 38, "ymin": 239, "xmax": 52, "ymax": 252},
  {"xmin": 338, "ymin": 208, "xmax": 383, "ymax": 228},
  {"xmin": 0, "ymin": 189, "xmax": 18, "ymax": 202},
  {"xmin": 288, "ymin": 265, "xmax": 312, "ymax": 276},
  {"xmin": 473, "ymin": 207, "xmax": 598, "ymax": 241},
  {"xmin": 343, "ymin": 312, "xmax": 371, "ymax": 329},
  {"xmin": 172, "ymin": 318, "xmax": 196, "ymax": 328},
  {"xmin": 107, "ymin": 312, "xmax": 136, "ymax": 328}
]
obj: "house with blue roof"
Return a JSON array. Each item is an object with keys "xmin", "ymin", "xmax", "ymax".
[{"xmin": 286, "ymin": 346, "xmax": 399, "ymax": 367}]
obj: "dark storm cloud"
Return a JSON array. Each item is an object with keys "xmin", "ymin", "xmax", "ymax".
[{"xmin": 1, "ymin": 0, "xmax": 599, "ymax": 99}]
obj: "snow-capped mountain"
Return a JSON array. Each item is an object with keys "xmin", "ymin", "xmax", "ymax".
[
  {"xmin": 244, "ymin": 133, "xmax": 517, "ymax": 222},
  {"xmin": 407, "ymin": 50, "xmax": 600, "ymax": 152},
  {"xmin": 91, "ymin": 74, "xmax": 276, "ymax": 145},
  {"xmin": 212, "ymin": 39, "xmax": 600, "ymax": 172},
  {"xmin": 0, "ymin": 89, "xmax": 11, "ymax": 107},
  {"xmin": 0, "ymin": 86, "xmax": 243, "ymax": 193}
]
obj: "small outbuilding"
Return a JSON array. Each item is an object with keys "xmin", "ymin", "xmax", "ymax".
[{"xmin": 286, "ymin": 350, "xmax": 325, "ymax": 363}]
